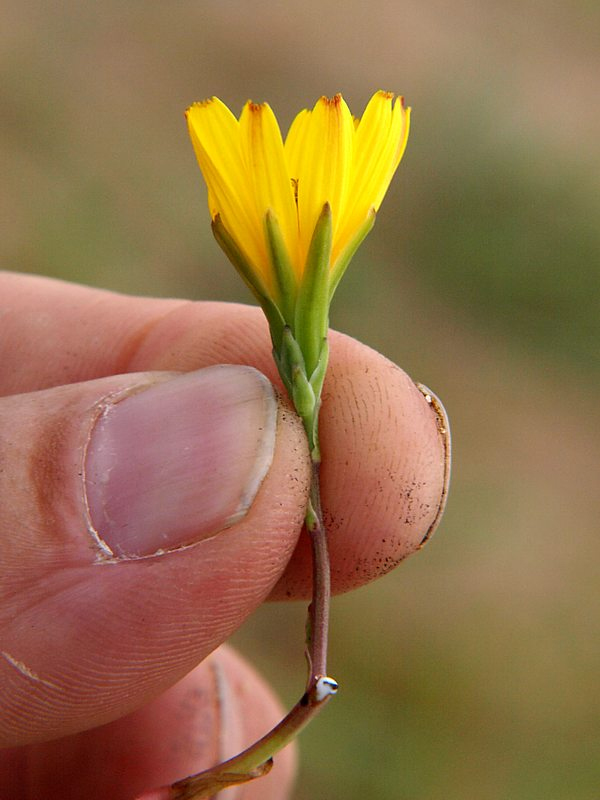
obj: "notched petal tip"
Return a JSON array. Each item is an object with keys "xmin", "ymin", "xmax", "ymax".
[
  {"xmin": 315, "ymin": 93, "xmax": 345, "ymax": 111},
  {"xmin": 185, "ymin": 97, "xmax": 228, "ymax": 126},
  {"xmin": 393, "ymin": 95, "xmax": 410, "ymax": 116},
  {"xmin": 245, "ymin": 99, "xmax": 269, "ymax": 114},
  {"xmin": 186, "ymin": 97, "xmax": 219, "ymax": 115},
  {"xmin": 370, "ymin": 90, "xmax": 410, "ymax": 115}
]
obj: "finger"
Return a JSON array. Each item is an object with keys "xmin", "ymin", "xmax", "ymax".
[
  {"xmin": 0, "ymin": 366, "xmax": 310, "ymax": 746},
  {"xmin": 0, "ymin": 645, "xmax": 296, "ymax": 800},
  {"xmin": 0, "ymin": 272, "xmax": 187, "ymax": 397},
  {"xmin": 1, "ymin": 273, "xmax": 449, "ymax": 596}
]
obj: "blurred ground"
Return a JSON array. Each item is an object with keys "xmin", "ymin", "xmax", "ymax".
[{"xmin": 1, "ymin": 2, "xmax": 599, "ymax": 798}]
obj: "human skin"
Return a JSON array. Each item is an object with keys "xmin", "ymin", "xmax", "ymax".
[{"xmin": 0, "ymin": 272, "xmax": 449, "ymax": 800}]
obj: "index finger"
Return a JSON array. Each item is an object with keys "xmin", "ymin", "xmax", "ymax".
[{"xmin": 0, "ymin": 271, "xmax": 450, "ymax": 595}]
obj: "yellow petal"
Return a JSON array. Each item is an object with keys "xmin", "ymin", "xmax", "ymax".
[
  {"xmin": 285, "ymin": 108, "xmax": 311, "ymax": 178},
  {"xmin": 186, "ymin": 99, "xmax": 269, "ymax": 285},
  {"xmin": 334, "ymin": 92, "xmax": 410, "ymax": 261},
  {"xmin": 239, "ymin": 101, "xmax": 299, "ymax": 272},
  {"xmin": 186, "ymin": 98, "xmax": 248, "ymax": 212},
  {"xmin": 285, "ymin": 94, "xmax": 354, "ymax": 270}
]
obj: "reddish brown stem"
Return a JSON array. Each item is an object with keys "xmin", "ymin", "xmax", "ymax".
[{"xmin": 138, "ymin": 458, "xmax": 335, "ymax": 800}]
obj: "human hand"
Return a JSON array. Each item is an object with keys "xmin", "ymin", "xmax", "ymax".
[{"xmin": 0, "ymin": 272, "xmax": 449, "ymax": 800}]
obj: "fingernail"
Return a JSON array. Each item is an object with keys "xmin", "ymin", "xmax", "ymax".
[
  {"xmin": 84, "ymin": 366, "xmax": 277, "ymax": 558},
  {"xmin": 415, "ymin": 383, "xmax": 451, "ymax": 546}
]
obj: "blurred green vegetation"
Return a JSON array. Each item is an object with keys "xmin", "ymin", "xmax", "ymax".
[
  {"xmin": 405, "ymin": 122, "xmax": 600, "ymax": 376},
  {"xmin": 2, "ymin": 2, "xmax": 598, "ymax": 798}
]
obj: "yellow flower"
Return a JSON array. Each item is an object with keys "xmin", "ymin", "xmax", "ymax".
[
  {"xmin": 186, "ymin": 91, "xmax": 409, "ymax": 457},
  {"xmin": 186, "ymin": 91, "xmax": 410, "ymax": 300}
]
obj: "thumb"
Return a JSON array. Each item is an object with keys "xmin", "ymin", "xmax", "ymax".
[{"xmin": 0, "ymin": 365, "xmax": 309, "ymax": 746}]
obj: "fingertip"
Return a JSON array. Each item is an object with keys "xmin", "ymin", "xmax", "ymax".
[{"xmin": 272, "ymin": 334, "xmax": 450, "ymax": 597}]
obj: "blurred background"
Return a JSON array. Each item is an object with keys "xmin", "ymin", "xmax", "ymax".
[{"xmin": 2, "ymin": 1, "xmax": 599, "ymax": 798}]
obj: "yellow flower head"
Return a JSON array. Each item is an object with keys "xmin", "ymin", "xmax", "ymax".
[
  {"xmin": 186, "ymin": 91, "xmax": 410, "ymax": 301},
  {"xmin": 186, "ymin": 91, "xmax": 409, "ymax": 453}
]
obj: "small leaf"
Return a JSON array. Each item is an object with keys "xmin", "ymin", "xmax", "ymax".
[
  {"xmin": 264, "ymin": 209, "xmax": 298, "ymax": 325},
  {"xmin": 294, "ymin": 203, "xmax": 332, "ymax": 379},
  {"xmin": 292, "ymin": 365, "xmax": 317, "ymax": 422},
  {"xmin": 212, "ymin": 215, "xmax": 285, "ymax": 346}
]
